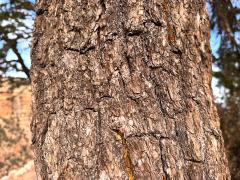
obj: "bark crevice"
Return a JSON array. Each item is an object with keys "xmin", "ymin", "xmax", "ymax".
[
  {"xmin": 111, "ymin": 128, "xmax": 134, "ymax": 180},
  {"xmin": 65, "ymin": 46, "xmax": 96, "ymax": 55},
  {"xmin": 159, "ymin": 139, "xmax": 170, "ymax": 180},
  {"xmin": 94, "ymin": 108, "xmax": 103, "ymax": 179},
  {"xmin": 126, "ymin": 132, "xmax": 169, "ymax": 140}
]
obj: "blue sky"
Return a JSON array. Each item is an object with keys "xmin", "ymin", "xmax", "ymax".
[
  {"xmin": 210, "ymin": 28, "xmax": 224, "ymax": 102},
  {"xmin": 1, "ymin": 0, "xmax": 34, "ymax": 77}
]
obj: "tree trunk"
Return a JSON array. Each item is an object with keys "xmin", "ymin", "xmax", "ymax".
[{"xmin": 31, "ymin": 0, "xmax": 230, "ymax": 179}]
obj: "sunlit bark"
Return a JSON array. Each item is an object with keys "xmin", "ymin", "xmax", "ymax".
[{"xmin": 31, "ymin": 0, "xmax": 230, "ymax": 179}]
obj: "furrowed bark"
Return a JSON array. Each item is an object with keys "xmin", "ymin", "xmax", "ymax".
[{"xmin": 31, "ymin": 0, "xmax": 230, "ymax": 179}]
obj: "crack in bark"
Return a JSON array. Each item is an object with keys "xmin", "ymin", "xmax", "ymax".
[
  {"xmin": 126, "ymin": 132, "xmax": 169, "ymax": 140},
  {"xmin": 99, "ymin": 0, "xmax": 106, "ymax": 14},
  {"xmin": 36, "ymin": 8, "xmax": 48, "ymax": 16},
  {"xmin": 40, "ymin": 116, "xmax": 52, "ymax": 146},
  {"xmin": 170, "ymin": 47, "xmax": 182, "ymax": 55},
  {"xmin": 96, "ymin": 109, "xmax": 103, "ymax": 179},
  {"xmin": 184, "ymin": 158, "xmax": 204, "ymax": 164},
  {"xmin": 105, "ymin": 32, "xmax": 118, "ymax": 42},
  {"xmin": 127, "ymin": 29, "xmax": 145, "ymax": 37},
  {"xmin": 80, "ymin": 45, "xmax": 95, "ymax": 54},
  {"xmin": 154, "ymin": 84, "xmax": 172, "ymax": 118},
  {"xmin": 149, "ymin": 19, "xmax": 163, "ymax": 27},
  {"xmin": 159, "ymin": 139, "xmax": 170, "ymax": 180},
  {"xmin": 111, "ymin": 129, "xmax": 134, "ymax": 180},
  {"xmin": 83, "ymin": 107, "xmax": 98, "ymax": 112},
  {"xmin": 126, "ymin": 95, "xmax": 140, "ymax": 105},
  {"xmin": 65, "ymin": 46, "xmax": 96, "ymax": 54},
  {"xmin": 99, "ymin": 95, "xmax": 114, "ymax": 101},
  {"xmin": 124, "ymin": 53, "xmax": 134, "ymax": 74}
]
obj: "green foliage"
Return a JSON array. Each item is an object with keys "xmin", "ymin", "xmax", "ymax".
[
  {"xmin": 0, "ymin": 0, "xmax": 34, "ymax": 80},
  {"xmin": 209, "ymin": 0, "xmax": 240, "ymax": 96},
  {"xmin": 214, "ymin": 47, "xmax": 240, "ymax": 96}
]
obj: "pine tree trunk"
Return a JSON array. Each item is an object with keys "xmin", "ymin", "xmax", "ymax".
[{"xmin": 31, "ymin": 0, "xmax": 230, "ymax": 179}]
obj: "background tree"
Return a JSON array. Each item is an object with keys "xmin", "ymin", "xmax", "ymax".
[
  {"xmin": 0, "ymin": 0, "xmax": 34, "ymax": 81},
  {"xmin": 209, "ymin": 0, "xmax": 240, "ymax": 97},
  {"xmin": 31, "ymin": 0, "xmax": 229, "ymax": 179},
  {"xmin": 209, "ymin": 1, "xmax": 240, "ymax": 179}
]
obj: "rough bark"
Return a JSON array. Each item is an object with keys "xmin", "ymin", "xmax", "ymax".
[{"xmin": 31, "ymin": 0, "xmax": 230, "ymax": 179}]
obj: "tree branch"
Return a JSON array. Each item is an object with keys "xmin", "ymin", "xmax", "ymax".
[{"xmin": 11, "ymin": 46, "xmax": 31, "ymax": 81}]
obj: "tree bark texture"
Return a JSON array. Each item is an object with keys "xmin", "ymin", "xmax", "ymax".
[{"xmin": 31, "ymin": 0, "xmax": 230, "ymax": 179}]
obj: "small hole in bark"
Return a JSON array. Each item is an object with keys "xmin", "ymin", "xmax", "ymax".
[{"xmin": 127, "ymin": 29, "xmax": 144, "ymax": 36}]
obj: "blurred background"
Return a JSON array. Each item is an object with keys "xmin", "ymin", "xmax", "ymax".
[{"xmin": 0, "ymin": 0, "xmax": 239, "ymax": 179}]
